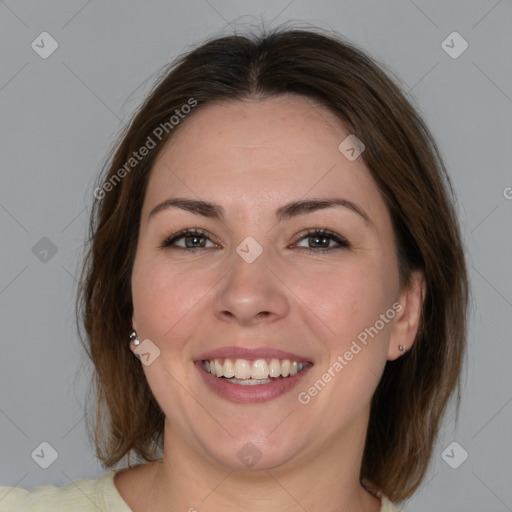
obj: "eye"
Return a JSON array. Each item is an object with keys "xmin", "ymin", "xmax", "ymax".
[
  {"xmin": 160, "ymin": 228, "xmax": 219, "ymax": 251},
  {"xmin": 292, "ymin": 228, "xmax": 350, "ymax": 253},
  {"xmin": 160, "ymin": 228, "xmax": 350, "ymax": 253}
]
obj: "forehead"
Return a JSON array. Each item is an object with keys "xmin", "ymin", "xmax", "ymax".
[
  {"xmin": 155, "ymin": 95, "xmax": 348, "ymax": 172},
  {"xmin": 144, "ymin": 96, "xmax": 387, "ymax": 224}
]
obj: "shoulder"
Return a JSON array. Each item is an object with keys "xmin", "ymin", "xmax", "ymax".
[
  {"xmin": 0, "ymin": 470, "xmax": 132, "ymax": 511},
  {"xmin": 380, "ymin": 495, "xmax": 402, "ymax": 512}
]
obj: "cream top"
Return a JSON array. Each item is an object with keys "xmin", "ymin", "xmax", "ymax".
[{"xmin": 0, "ymin": 470, "xmax": 401, "ymax": 511}]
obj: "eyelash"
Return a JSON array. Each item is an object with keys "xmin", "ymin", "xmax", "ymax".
[{"xmin": 159, "ymin": 228, "xmax": 351, "ymax": 254}]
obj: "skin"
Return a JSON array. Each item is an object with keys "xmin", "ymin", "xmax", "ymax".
[{"xmin": 114, "ymin": 95, "xmax": 425, "ymax": 511}]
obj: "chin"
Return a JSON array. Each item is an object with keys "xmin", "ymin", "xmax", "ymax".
[{"xmin": 197, "ymin": 425, "xmax": 307, "ymax": 472}]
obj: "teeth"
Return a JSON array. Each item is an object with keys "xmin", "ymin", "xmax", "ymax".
[
  {"xmin": 281, "ymin": 359, "xmax": 290, "ymax": 377},
  {"xmin": 234, "ymin": 359, "xmax": 251, "ymax": 379},
  {"xmin": 268, "ymin": 359, "xmax": 281, "ymax": 378},
  {"xmin": 251, "ymin": 359, "xmax": 268, "ymax": 379},
  {"xmin": 203, "ymin": 358, "xmax": 309, "ymax": 380},
  {"xmin": 214, "ymin": 360, "xmax": 224, "ymax": 377},
  {"xmin": 226, "ymin": 378, "xmax": 273, "ymax": 385},
  {"xmin": 223, "ymin": 359, "xmax": 235, "ymax": 378}
]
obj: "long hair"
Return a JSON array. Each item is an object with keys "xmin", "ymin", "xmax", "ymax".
[{"xmin": 77, "ymin": 27, "xmax": 469, "ymax": 503}]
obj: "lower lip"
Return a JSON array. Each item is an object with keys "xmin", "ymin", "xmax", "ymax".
[{"xmin": 195, "ymin": 361, "xmax": 312, "ymax": 403}]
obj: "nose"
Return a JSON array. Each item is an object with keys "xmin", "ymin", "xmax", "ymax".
[{"xmin": 212, "ymin": 247, "xmax": 290, "ymax": 326}]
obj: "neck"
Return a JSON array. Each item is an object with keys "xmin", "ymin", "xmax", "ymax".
[{"xmin": 146, "ymin": 406, "xmax": 382, "ymax": 512}]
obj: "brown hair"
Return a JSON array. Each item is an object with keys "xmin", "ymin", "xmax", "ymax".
[{"xmin": 77, "ymin": 26, "xmax": 469, "ymax": 503}]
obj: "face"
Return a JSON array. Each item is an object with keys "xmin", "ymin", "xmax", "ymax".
[{"xmin": 130, "ymin": 95, "xmax": 417, "ymax": 471}]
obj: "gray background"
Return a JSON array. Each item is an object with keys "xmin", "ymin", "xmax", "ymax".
[{"xmin": 1, "ymin": 1, "xmax": 511, "ymax": 510}]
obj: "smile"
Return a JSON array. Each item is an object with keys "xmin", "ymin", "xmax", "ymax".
[
  {"xmin": 203, "ymin": 358, "xmax": 311, "ymax": 383},
  {"xmin": 196, "ymin": 355, "xmax": 313, "ymax": 403}
]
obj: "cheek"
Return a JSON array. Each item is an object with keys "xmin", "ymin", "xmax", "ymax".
[
  {"xmin": 294, "ymin": 266, "xmax": 394, "ymax": 422},
  {"xmin": 131, "ymin": 257, "xmax": 207, "ymax": 341},
  {"xmin": 290, "ymin": 261, "xmax": 392, "ymax": 348}
]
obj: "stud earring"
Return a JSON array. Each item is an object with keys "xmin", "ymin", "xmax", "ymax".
[
  {"xmin": 398, "ymin": 345, "xmax": 406, "ymax": 353},
  {"xmin": 129, "ymin": 331, "xmax": 140, "ymax": 346}
]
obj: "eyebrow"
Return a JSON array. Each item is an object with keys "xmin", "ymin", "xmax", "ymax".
[{"xmin": 148, "ymin": 197, "xmax": 372, "ymax": 226}]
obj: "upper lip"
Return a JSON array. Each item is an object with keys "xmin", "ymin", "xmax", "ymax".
[{"xmin": 196, "ymin": 346, "xmax": 313, "ymax": 363}]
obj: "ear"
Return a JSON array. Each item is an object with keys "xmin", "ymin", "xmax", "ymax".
[{"xmin": 388, "ymin": 270, "xmax": 426, "ymax": 361}]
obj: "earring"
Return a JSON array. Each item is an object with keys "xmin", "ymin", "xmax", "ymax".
[
  {"xmin": 399, "ymin": 345, "xmax": 406, "ymax": 353},
  {"xmin": 129, "ymin": 331, "xmax": 140, "ymax": 346}
]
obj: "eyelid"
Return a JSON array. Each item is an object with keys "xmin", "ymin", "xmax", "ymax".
[
  {"xmin": 290, "ymin": 228, "xmax": 351, "ymax": 251},
  {"xmin": 159, "ymin": 228, "xmax": 220, "ymax": 250},
  {"xmin": 160, "ymin": 227, "xmax": 350, "ymax": 252}
]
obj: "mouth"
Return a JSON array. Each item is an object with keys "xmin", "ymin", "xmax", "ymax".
[{"xmin": 194, "ymin": 348, "xmax": 313, "ymax": 403}]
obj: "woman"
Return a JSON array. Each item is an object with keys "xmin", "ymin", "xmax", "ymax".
[{"xmin": 0, "ymin": 27, "xmax": 469, "ymax": 511}]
